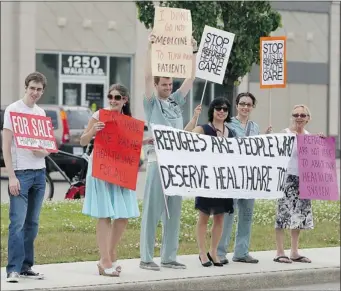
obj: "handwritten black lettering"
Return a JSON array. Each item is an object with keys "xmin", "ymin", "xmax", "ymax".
[
  {"xmin": 153, "ymin": 129, "xmax": 207, "ymax": 152},
  {"xmin": 262, "ymin": 42, "xmax": 284, "ymax": 82},
  {"xmin": 155, "ymin": 35, "xmax": 188, "ymax": 46},
  {"xmin": 99, "ymin": 164, "xmax": 127, "ymax": 183},
  {"xmin": 95, "ymin": 147, "xmax": 136, "ymax": 166},
  {"xmin": 276, "ymin": 166, "xmax": 287, "ymax": 191},
  {"xmin": 211, "ymin": 136, "xmax": 234, "ymax": 154},
  {"xmin": 198, "ymin": 32, "xmax": 231, "ymax": 76},
  {"xmin": 275, "ymin": 135, "xmax": 295, "ymax": 156},
  {"xmin": 213, "ymin": 165, "xmax": 272, "ymax": 192},
  {"xmin": 160, "ymin": 165, "xmax": 209, "ymax": 189}
]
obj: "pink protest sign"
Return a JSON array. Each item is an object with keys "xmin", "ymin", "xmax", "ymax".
[{"xmin": 297, "ymin": 135, "xmax": 339, "ymax": 201}]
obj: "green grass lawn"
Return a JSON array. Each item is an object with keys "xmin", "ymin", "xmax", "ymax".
[{"xmin": 1, "ymin": 199, "xmax": 339, "ymax": 267}]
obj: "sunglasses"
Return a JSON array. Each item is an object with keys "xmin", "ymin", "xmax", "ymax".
[
  {"xmin": 107, "ymin": 94, "xmax": 122, "ymax": 101},
  {"xmin": 292, "ymin": 113, "xmax": 308, "ymax": 118},
  {"xmin": 215, "ymin": 106, "xmax": 228, "ymax": 112}
]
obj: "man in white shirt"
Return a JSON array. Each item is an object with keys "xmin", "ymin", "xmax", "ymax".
[{"xmin": 3, "ymin": 72, "xmax": 49, "ymax": 283}]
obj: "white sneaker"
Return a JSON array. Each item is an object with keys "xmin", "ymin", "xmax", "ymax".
[{"xmin": 6, "ymin": 272, "xmax": 19, "ymax": 283}]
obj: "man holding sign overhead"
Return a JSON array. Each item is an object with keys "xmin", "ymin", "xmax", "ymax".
[{"xmin": 139, "ymin": 6, "xmax": 198, "ymax": 271}]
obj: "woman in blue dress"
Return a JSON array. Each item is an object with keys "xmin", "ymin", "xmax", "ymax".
[
  {"xmin": 191, "ymin": 97, "xmax": 235, "ymax": 267},
  {"xmin": 80, "ymin": 84, "xmax": 140, "ymax": 277}
]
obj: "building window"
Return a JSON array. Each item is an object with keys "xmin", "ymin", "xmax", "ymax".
[
  {"xmin": 109, "ymin": 57, "xmax": 131, "ymax": 93},
  {"xmin": 214, "ymin": 83, "xmax": 236, "ymax": 116},
  {"xmin": 36, "ymin": 53, "xmax": 59, "ymax": 104},
  {"xmin": 192, "ymin": 80, "xmax": 212, "ymax": 125}
]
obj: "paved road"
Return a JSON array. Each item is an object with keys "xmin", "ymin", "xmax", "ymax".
[
  {"xmin": 264, "ymin": 282, "xmax": 340, "ymax": 290},
  {"xmin": 1, "ymin": 159, "xmax": 340, "ymax": 203}
]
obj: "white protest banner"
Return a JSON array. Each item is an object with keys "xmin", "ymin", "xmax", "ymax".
[
  {"xmin": 260, "ymin": 36, "xmax": 287, "ymax": 88},
  {"xmin": 151, "ymin": 124, "xmax": 295, "ymax": 199},
  {"xmin": 152, "ymin": 6, "xmax": 193, "ymax": 78},
  {"xmin": 196, "ymin": 25, "xmax": 235, "ymax": 84}
]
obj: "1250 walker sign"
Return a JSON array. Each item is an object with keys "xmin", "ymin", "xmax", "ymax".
[{"xmin": 61, "ymin": 54, "xmax": 107, "ymax": 76}]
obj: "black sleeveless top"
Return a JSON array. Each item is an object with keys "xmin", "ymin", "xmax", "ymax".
[
  {"xmin": 194, "ymin": 124, "xmax": 235, "ymax": 215},
  {"xmin": 201, "ymin": 123, "xmax": 236, "ymax": 138}
]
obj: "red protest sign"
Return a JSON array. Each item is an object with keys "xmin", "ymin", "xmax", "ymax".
[
  {"xmin": 92, "ymin": 110, "xmax": 144, "ymax": 190},
  {"xmin": 9, "ymin": 112, "xmax": 58, "ymax": 152}
]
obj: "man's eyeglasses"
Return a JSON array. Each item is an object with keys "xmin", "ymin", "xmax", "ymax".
[
  {"xmin": 292, "ymin": 113, "xmax": 308, "ymax": 118},
  {"xmin": 238, "ymin": 102, "xmax": 253, "ymax": 108},
  {"xmin": 107, "ymin": 94, "xmax": 122, "ymax": 101}
]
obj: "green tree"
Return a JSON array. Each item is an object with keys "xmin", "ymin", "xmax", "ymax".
[{"xmin": 136, "ymin": 1, "xmax": 281, "ymax": 91}]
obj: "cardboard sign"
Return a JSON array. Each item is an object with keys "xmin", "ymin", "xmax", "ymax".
[
  {"xmin": 92, "ymin": 110, "xmax": 144, "ymax": 190},
  {"xmin": 260, "ymin": 36, "xmax": 287, "ymax": 88},
  {"xmin": 9, "ymin": 112, "xmax": 58, "ymax": 152},
  {"xmin": 151, "ymin": 6, "xmax": 193, "ymax": 78},
  {"xmin": 152, "ymin": 124, "xmax": 296, "ymax": 199},
  {"xmin": 297, "ymin": 135, "xmax": 339, "ymax": 201},
  {"xmin": 196, "ymin": 25, "xmax": 235, "ymax": 84}
]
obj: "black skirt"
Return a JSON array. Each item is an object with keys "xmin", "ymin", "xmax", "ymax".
[
  {"xmin": 195, "ymin": 196, "xmax": 234, "ymax": 216},
  {"xmin": 194, "ymin": 123, "xmax": 235, "ymax": 216}
]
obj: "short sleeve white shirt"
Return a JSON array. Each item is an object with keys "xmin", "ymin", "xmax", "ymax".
[{"xmin": 3, "ymin": 100, "xmax": 46, "ymax": 170}]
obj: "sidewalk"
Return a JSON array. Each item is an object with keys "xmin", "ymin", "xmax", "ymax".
[{"xmin": 1, "ymin": 247, "xmax": 339, "ymax": 291}]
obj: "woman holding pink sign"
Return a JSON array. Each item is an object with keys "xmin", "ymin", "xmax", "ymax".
[
  {"xmin": 80, "ymin": 84, "xmax": 140, "ymax": 277},
  {"xmin": 274, "ymin": 104, "xmax": 324, "ymax": 264}
]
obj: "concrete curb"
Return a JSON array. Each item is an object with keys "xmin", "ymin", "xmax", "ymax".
[{"xmin": 26, "ymin": 267, "xmax": 340, "ymax": 291}]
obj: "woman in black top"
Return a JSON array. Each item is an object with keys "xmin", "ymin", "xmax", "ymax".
[{"xmin": 191, "ymin": 97, "xmax": 235, "ymax": 267}]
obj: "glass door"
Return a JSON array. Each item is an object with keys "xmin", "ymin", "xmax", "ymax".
[
  {"xmin": 62, "ymin": 83, "xmax": 82, "ymax": 106},
  {"xmin": 85, "ymin": 83, "xmax": 105, "ymax": 112}
]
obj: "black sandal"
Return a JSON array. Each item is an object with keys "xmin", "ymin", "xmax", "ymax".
[
  {"xmin": 273, "ymin": 256, "xmax": 292, "ymax": 263},
  {"xmin": 290, "ymin": 256, "xmax": 311, "ymax": 263}
]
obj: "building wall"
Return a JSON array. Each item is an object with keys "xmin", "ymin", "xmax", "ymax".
[
  {"xmin": 246, "ymin": 8, "xmax": 330, "ymax": 135},
  {"xmin": 329, "ymin": 1, "xmax": 340, "ymax": 140},
  {"xmin": 36, "ymin": 2, "xmax": 137, "ymax": 55},
  {"xmin": 1, "ymin": 2, "xmax": 36, "ymax": 105}
]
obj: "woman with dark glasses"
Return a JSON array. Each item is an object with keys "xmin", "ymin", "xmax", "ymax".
[
  {"xmin": 274, "ymin": 104, "xmax": 324, "ymax": 264},
  {"xmin": 80, "ymin": 84, "xmax": 139, "ymax": 277},
  {"xmin": 191, "ymin": 97, "xmax": 235, "ymax": 267},
  {"xmin": 217, "ymin": 92, "xmax": 272, "ymax": 265}
]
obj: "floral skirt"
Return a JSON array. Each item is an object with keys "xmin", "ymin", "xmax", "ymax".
[{"xmin": 275, "ymin": 174, "xmax": 313, "ymax": 229}]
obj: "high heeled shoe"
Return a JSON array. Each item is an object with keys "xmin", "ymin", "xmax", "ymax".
[
  {"xmin": 199, "ymin": 255, "xmax": 212, "ymax": 267},
  {"xmin": 112, "ymin": 261, "xmax": 122, "ymax": 273},
  {"xmin": 207, "ymin": 252, "xmax": 223, "ymax": 267},
  {"xmin": 97, "ymin": 263, "xmax": 120, "ymax": 277}
]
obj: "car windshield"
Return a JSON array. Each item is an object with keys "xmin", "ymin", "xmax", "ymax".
[
  {"xmin": 66, "ymin": 110, "xmax": 92, "ymax": 130},
  {"xmin": 45, "ymin": 110, "xmax": 59, "ymax": 129}
]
